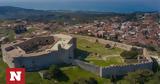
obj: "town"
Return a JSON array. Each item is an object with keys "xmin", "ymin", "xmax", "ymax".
[{"xmin": 0, "ymin": 6, "xmax": 160, "ymax": 84}]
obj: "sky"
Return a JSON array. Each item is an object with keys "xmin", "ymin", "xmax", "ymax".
[{"xmin": 0, "ymin": 0, "xmax": 159, "ymax": 12}]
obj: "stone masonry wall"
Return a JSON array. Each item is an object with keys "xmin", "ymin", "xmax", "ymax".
[
  {"xmin": 100, "ymin": 61, "xmax": 153, "ymax": 77},
  {"xmin": 14, "ymin": 50, "xmax": 62, "ymax": 71},
  {"xmin": 74, "ymin": 35, "xmax": 142, "ymax": 51},
  {"xmin": 1, "ymin": 37, "xmax": 76, "ymax": 71},
  {"xmin": 74, "ymin": 59, "xmax": 153, "ymax": 77},
  {"xmin": 74, "ymin": 35, "xmax": 153, "ymax": 78},
  {"xmin": 74, "ymin": 60, "xmax": 100, "ymax": 75}
]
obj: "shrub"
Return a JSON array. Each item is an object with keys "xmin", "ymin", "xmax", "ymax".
[
  {"xmin": 44, "ymin": 65, "xmax": 62, "ymax": 80},
  {"xmin": 87, "ymin": 77, "xmax": 98, "ymax": 84},
  {"xmin": 73, "ymin": 78, "xmax": 88, "ymax": 84},
  {"xmin": 43, "ymin": 71, "xmax": 52, "ymax": 80},
  {"xmin": 73, "ymin": 77, "xmax": 97, "ymax": 84},
  {"xmin": 95, "ymin": 39, "xmax": 99, "ymax": 43},
  {"xmin": 125, "ymin": 69, "xmax": 153, "ymax": 84},
  {"xmin": 120, "ymin": 50, "xmax": 139, "ymax": 59},
  {"xmin": 146, "ymin": 45, "xmax": 156, "ymax": 51},
  {"xmin": 105, "ymin": 44, "xmax": 111, "ymax": 48},
  {"xmin": 0, "ymin": 50, "xmax": 2, "ymax": 57}
]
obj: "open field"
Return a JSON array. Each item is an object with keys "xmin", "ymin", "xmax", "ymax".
[
  {"xmin": 0, "ymin": 59, "xmax": 111, "ymax": 84},
  {"xmin": 76, "ymin": 38, "xmax": 124, "ymax": 56},
  {"xmin": 76, "ymin": 37, "xmax": 125, "ymax": 67},
  {"xmin": 0, "ymin": 29, "xmax": 15, "ymax": 42},
  {"xmin": 59, "ymin": 66, "xmax": 111, "ymax": 84},
  {"xmin": 87, "ymin": 57, "xmax": 125, "ymax": 67},
  {"xmin": 0, "ymin": 59, "xmax": 8, "ymax": 84},
  {"xmin": 0, "ymin": 60, "xmax": 129, "ymax": 84}
]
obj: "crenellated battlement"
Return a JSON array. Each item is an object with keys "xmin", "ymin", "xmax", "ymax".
[
  {"xmin": 1, "ymin": 34, "xmax": 76, "ymax": 71},
  {"xmin": 74, "ymin": 57, "xmax": 153, "ymax": 77},
  {"xmin": 73, "ymin": 35, "xmax": 153, "ymax": 78}
]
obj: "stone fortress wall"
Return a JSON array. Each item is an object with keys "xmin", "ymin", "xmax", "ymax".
[
  {"xmin": 74, "ymin": 60, "xmax": 101, "ymax": 75},
  {"xmin": 100, "ymin": 59, "xmax": 152, "ymax": 77},
  {"xmin": 76, "ymin": 35, "xmax": 142, "ymax": 51},
  {"xmin": 74, "ymin": 58, "xmax": 152, "ymax": 77},
  {"xmin": 1, "ymin": 34, "xmax": 153, "ymax": 76},
  {"xmin": 13, "ymin": 45, "xmax": 75, "ymax": 71},
  {"xmin": 73, "ymin": 35, "xmax": 153, "ymax": 77},
  {"xmin": 1, "ymin": 34, "xmax": 76, "ymax": 71}
]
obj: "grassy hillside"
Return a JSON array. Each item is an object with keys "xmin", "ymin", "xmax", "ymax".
[{"xmin": 76, "ymin": 38, "xmax": 125, "ymax": 67}]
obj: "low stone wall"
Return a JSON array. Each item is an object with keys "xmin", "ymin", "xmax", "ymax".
[
  {"xmin": 95, "ymin": 39, "xmax": 133, "ymax": 51},
  {"xmin": 74, "ymin": 35, "xmax": 142, "ymax": 51},
  {"xmin": 100, "ymin": 61, "xmax": 153, "ymax": 77},
  {"xmin": 73, "ymin": 60, "xmax": 100, "ymax": 75},
  {"xmin": 73, "ymin": 35, "xmax": 153, "ymax": 78},
  {"xmin": 74, "ymin": 59, "xmax": 153, "ymax": 78}
]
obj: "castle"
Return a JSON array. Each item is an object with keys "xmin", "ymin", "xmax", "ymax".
[
  {"xmin": 1, "ymin": 34, "xmax": 153, "ymax": 77},
  {"xmin": 73, "ymin": 35, "xmax": 153, "ymax": 77},
  {"xmin": 1, "ymin": 34, "xmax": 76, "ymax": 71}
]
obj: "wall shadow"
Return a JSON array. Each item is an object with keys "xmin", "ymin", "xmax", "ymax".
[
  {"xmin": 74, "ymin": 48, "xmax": 90, "ymax": 61},
  {"xmin": 55, "ymin": 70, "xmax": 69, "ymax": 82}
]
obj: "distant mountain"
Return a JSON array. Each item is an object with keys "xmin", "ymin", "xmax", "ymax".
[
  {"xmin": 0, "ymin": 6, "xmax": 158, "ymax": 24},
  {"xmin": 0, "ymin": 6, "xmax": 52, "ymax": 19},
  {"xmin": 0, "ymin": 6, "xmax": 124, "ymax": 22}
]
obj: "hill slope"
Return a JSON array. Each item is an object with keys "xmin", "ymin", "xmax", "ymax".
[{"xmin": 0, "ymin": 6, "xmax": 51, "ymax": 19}]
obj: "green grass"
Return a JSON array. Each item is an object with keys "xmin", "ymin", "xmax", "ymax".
[
  {"xmin": 26, "ymin": 72, "xmax": 43, "ymax": 84},
  {"xmin": 0, "ymin": 59, "xmax": 8, "ymax": 84},
  {"xmin": 118, "ymin": 80, "xmax": 130, "ymax": 84},
  {"xmin": 0, "ymin": 59, "xmax": 110, "ymax": 84},
  {"xmin": 77, "ymin": 38, "xmax": 123, "ymax": 56},
  {"xmin": 59, "ymin": 66, "xmax": 130, "ymax": 84},
  {"xmin": 59, "ymin": 66, "xmax": 111, "ymax": 84},
  {"xmin": 25, "ymin": 66, "xmax": 112, "ymax": 84},
  {"xmin": 0, "ymin": 37, "xmax": 127, "ymax": 84},
  {"xmin": 26, "ymin": 72, "xmax": 57, "ymax": 84},
  {"xmin": 0, "ymin": 59, "xmax": 44, "ymax": 84},
  {"xmin": 0, "ymin": 50, "xmax": 2, "ymax": 57},
  {"xmin": 26, "ymin": 28, "xmax": 36, "ymax": 34},
  {"xmin": 87, "ymin": 57, "xmax": 125, "ymax": 67},
  {"xmin": 0, "ymin": 58, "xmax": 128, "ymax": 84},
  {"xmin": 0, "ymin": 29, "xmax": 15, "ymax": 42},
  {"xmin": 26, "ymin": 66, "xmax": 112, "ymax": 84},
  {"xmin": 21, "ymin": 28, "xmax": 36, "ymax": 37},
  {"xmin": 76, "ymin": 38, "xmax": 125, "ymax": 66}
]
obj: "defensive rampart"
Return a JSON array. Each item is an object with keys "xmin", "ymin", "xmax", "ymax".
[{"xmin": 73, "ymin": 35, "xmax": 153, "ymax": 78}]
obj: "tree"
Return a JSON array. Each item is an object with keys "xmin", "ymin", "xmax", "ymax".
[
  {"xmin": 125, "ymin": 69, "xmax": 153, "ymax": 84},
  {"xmin": 105, "ymin": 44, "xmax": 111, "ymax": 48},
  {"xmin": 43, "ymin": 71, "xmax": 52, "ymax": 80},
  {"xmin": 95, "ymin": 39, "xmax": 99, "ymax": 43},
  {"xmin": 44, "ymin": 65, "xmax": 61, "ymax": 80},
  {"xmin": 146, "ymin": 45, "xmax": 156, "ymax": 51},
  {"xmin": 147, "ymin": 71, "xmax": 160, "ymax": 84},
  {"xmin": 49, "ymin": 65, "xmax": 58, "ymax": 74},
  {"xmin": 73, "ymin": 78, "xmax": 89, "ymax": 84},
  {"xmin": 125, "ymin": 72, "xmax": 140, "ymax": 84},
  {"xmin": 0, "ymin": 50, "xmax": 2, "ymax": 57},
  {"xmin": 49, "ymin": 65, "xmax": 62, "ymax": 79},
  {"xmin": 73, "ymin": 77, "xmax": 97, "ymax": 84},
  {"xmin": 120, "ymin": 50, "xmax": 139, "ymax": 59},
  {"xmin": 87, "ymin": 77, "xmax": 98, "ymax": 84}
]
